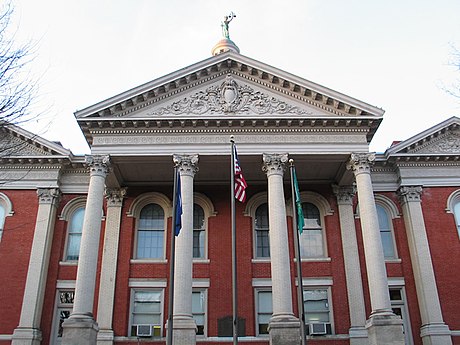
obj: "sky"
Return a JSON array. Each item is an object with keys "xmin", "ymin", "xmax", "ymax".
[{"xmin": 9, "ymin": 0, "xmax": 460, "ymax": 154}]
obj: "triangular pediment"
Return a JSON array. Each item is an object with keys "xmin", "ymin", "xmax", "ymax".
[
  {"xmin": 0, "ymin": 124, "xmax": 72, "ymax": 158},
  {"xmin": 76, "ymin": 52, "xmax": 384, "ymax": 121},
  {"xmin": 386, "ymin": 117, "xmax": 460, "ymax": 156}
]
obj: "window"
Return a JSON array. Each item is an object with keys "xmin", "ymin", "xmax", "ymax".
[
  {"xmin": 130, "ymin": 290, "xmax": 163, "ymax": 337},
  {"xmin": 376, "ymin": 204, "xmax": 396, "ymax": 259},
  {"xmin": 0, "ymin": 205, "xmax": 5, "ymax": 241},
  {"xmin": 256, "ymin": 290, "xmax": 272, "ymax": 335},
  {"xmin": 389, "ymin": 287, "xmax": 413, "ymax": 345},
  {"xmin": 300, "ymin": 203, "xmax": 325, "ymax": 258},
  {"xmin": 255, "ymin": 203, "xmax": 270, "ymax": 258},
  {"xmin": 192, "ymin": 290, "xmax": 206, "ymax": 335},
  {"xmin": 136, "ymin": 204, "xmax": 165, "ymax": 259},
  {"xmin": 52, "ymin": 290, "xmax": 74, "ymax": 345},
  {"xmin": 303, "ymin": 288, "xmax": 333, "ymax": 335},
  {"xmin": 193, "ymin": 204, "xmax": 205, "ymax": 259},
  {"xmin": 455, "ymin": 201, "xmax": 460, "ymax": 237},
  {"xmin": 0, "ymin": 192, "xmax": 13, "ymax": 242},
  {"xmin": 446, "ymin": 190, "xmax": 460, "ymax": 238},
  {"xmin": 65, "ymin": 207, "xmax": 84, "ymax": 261}
]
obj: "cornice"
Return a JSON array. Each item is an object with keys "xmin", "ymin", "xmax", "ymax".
[
  {"xmin": 376, "ymin": 154, "xmax": 460, "ymax": 167},
  {"xmin": 0, "ymin": 162, "xmax": 65, "ymax": 169},
  {"xmin": 88, "ymin": 122, "xmax": 372, "ymax": 135}
]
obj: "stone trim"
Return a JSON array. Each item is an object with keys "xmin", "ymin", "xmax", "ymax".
[
  {"xmin": 85, "ymin": 155, "xmax": 111, "ymax": 177},
  {"xmin": 347, "ymin": 152, "xmax": 376, "ymax": 175},
  {"xmin": 173, "ymin": 154, "xmax": 199, "ymax": 177},
  {"xmin": 262, "ymin": 153, "xmax": 288, "ymax": 177},
  {"xmin": 37, "ymin": 188, "xmax": 61, "ymax": 206},
  {"xmin": 105, "ymin": 187, "xmax": 127, "ymax": 207},
  {"xmin": 397, "ymin": 186, "xmax": 423, "ymax": 204}
]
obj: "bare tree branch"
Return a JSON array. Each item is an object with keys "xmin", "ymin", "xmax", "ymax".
[{"xmin": 0, "ymin": 1, "xmax": 43, "ymax": 159}]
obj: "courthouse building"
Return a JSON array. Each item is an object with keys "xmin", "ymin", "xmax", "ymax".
[{"xmin": 0, "ymin": 34, "xmax": 459, "ymax": 345}]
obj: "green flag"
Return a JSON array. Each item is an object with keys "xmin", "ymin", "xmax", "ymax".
[{"xmin": 293, "ymin": 167, "xmax": 304, "ymax": 234}]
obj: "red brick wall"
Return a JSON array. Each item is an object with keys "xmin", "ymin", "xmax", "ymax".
[
  {"xmin": 4, "ymin": 185, "xmax": 458, "ymax": 345},
  {"xmin": 0, "ymin": 190, "xmax": 38, "ymax": 335},
  {"xmin": 421, "ymin": 187, "xmax": 460, "ymax": 331}
]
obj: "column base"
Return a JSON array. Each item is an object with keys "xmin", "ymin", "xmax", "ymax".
[
  {"xmin": 349, "ymin": 326, "xmax": 368, "ymax": 345},
  {"xmin": 365, "ymin": 313, "xmax": 404, "ymax": 345},
  {"xmin": 170, "ymin": 315, "xmax": 197, "ymax": 345},
  {"xmin": 269, "ymin": 315, "xmax": 301, "ymax": 345},
  {"xmin": 61, "ymin": 313, "xmax": 99, "ymax": 345},
  {"xmin": 420, "ymin": 323, "xmax": 452, "ymax": 345},
  {"xmin": 11, "ymin": 328, "xmax": 42, "ymax": 345},
  {"xmin": 96, "ymin": 329, "xmax": 114, "ymax": 345}
]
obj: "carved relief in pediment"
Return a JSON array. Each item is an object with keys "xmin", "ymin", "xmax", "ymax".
[
  {"xmin": 408, "ymin": 130, "xmax": 460, "ymax": 154},
  {"xmin": 148, "ymin": 74, "xmax": 312, "ymax": 116}
]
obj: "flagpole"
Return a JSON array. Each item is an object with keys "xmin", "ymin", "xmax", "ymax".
[
  {"xmin": 289, "ymin": 159, "xmax": 307, "ymax": 345},
  {"xmin": 167, "ymin": 166, "xmax": 179, "ymax": 345},
  {"xmin": 230, "ymin": 135, "xmax": 239, "ymax": 345}
]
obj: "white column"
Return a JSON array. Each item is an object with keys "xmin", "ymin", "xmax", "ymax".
[
  {"xmin": 262, "ymin": 153, "xmax": 300, "ymax": 345},
  {"xmin": 347, "ymin": 153, "xmax": 404, "ymax": 345},
  {"xmin": 62, "ymin": 155, "xmax": 110, "ymax": 345},
  {"xmin": 397, "ymin": 186, "xmax": 452, "ymax": 345},
  {"xmin": 172, "ymin": 154, "xmax": 198, "ymax": 345},
  {"xmin": 333, "ymin": 185, "xmax": 368, "ymax": 345},
  {"xmin": 12, "ymin": 188, "xmax": 61, "ymax": 345},
  {"xmin": 96, "ymin": 188, "xmax": 127, "ymax": 345}
]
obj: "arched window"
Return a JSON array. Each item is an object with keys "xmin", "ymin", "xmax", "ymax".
[
  {"xmin": 376, "ymin": 204, "xmax": 396, "ymax": 259},
  {"xmin": 136, "ymin": 204, "xmax": 165, "ymax": 259},
  {"xmin": 356, "ymin": 195, "xmax": 399, "ymax": 260},
  {"xmin": 300, "ymin": 202, "xmax": 324, "ymax": 258},
  {"xmin": 59, "ymin": 197, "xmax": 87, "ymax": 262},
  {"xmin": 193, "ymin": 204, "xmax": 205, "ymax": 258},
  {"xmin": 454, "ymin": 202, "xmax": 460, "ymax": 237},
  {"xmin": 255, "ymin": 203, "xmax": 270, "ymax": 258},
  {"xmin": 0, "ymin": 205, "xmax": 5, "ymax": 241},
  {"xmin": 66, "ymin": 207, "xmax": 85, "ymax": 261},
  {"xmin": 0, "ymin": 192, "xmax": 13, "ymax": 242},
  {"xmin": 446, "ymin": 189, "xmax": 460, "ymax": 238}
]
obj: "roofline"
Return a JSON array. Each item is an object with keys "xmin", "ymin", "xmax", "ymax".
[
  {"xmin": 1, "ymin": 122, "xmax": 73, "ymax": 157},
  {"xmin": 385, "ymin": 116, "xmax": 460, "ymax": 155},
  {"xmin": 74, "ymin": 51, "xmax": 385, "ymax": 119}
]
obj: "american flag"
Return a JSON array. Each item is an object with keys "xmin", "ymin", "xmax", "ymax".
[{"xmin": 233, "ymin": 144, "xmax": 247, "ymax": 203}]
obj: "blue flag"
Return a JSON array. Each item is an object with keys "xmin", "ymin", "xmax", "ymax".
[{"xmin": 174, "ymin": 169, "xmax": 183, "ymax": 236}]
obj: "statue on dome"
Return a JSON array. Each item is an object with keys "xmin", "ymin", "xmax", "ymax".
[{"xmin": 221, "ymin": 12, "xmax": 236, "ymax": 39}]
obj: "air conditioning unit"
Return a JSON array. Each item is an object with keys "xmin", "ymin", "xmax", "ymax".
[
  {"xmin": 309, "ymin": 322, "xmax": 327, "ymax": 335},
  {"xmin": 136, "ymin": 324, "xmax": 152, "ymax": 337}
]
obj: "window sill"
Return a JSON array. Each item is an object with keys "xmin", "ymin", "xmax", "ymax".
[
  {"xmin": 251, "ymin": 258, "xmax": 271, "ymax": 263},
  {"xmin": 294, "ymin": 257, "xmax": 332, "ymax": 262},
  {"xmin": 130, "ymin": 259, "xmax": 168, "ymax": 264},
  {"xmin": 193, "ymin": 259, "xmax": 210, "ymax": 264},
  {"xmin": 59, "ymin": 261, "xmax": 78, "ymax": 266},
  {"xmin": 385, "ymin": 258, "xmax": 402, "ymax": 263}
]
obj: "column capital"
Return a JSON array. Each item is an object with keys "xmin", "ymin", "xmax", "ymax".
[
  {"xmin": 85, "ymin": 155, "xmax": 111, "ymax": 177},
  {"xmin": 332, "ymin": 184, "xmax": 356, "ymax": 205},
  {"xmin": 173, "ymin": 154, "xmax": 199, "ymax": 177},
  {"xmin": 397, "ymin": 186, "xmax": 423, "ymax": 204},
  {"xmin": 262, "ymin": 153, "xmax": 288, "ymax": 177},
  {"xmin": 346, "ymin": 152, "xmax": 375, "ymax": 176},
  {"xmin": 37, "ymin": 188, "xmax": 61, "ymax": 206},
  {"xmin": 105, "ymin": 187, "xmax": 127, "ymax": 207}
]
